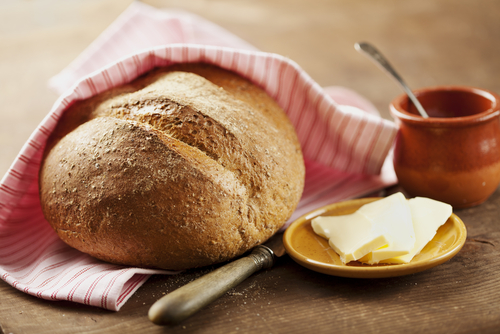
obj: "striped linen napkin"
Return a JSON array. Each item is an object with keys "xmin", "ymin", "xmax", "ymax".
[{"xmin": 0, "ymin": 2, "xmax": 397, "ymax": 311}]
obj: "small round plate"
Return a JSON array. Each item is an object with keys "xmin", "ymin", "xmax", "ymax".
[{"xmin": 283, "ymin": 197, "xmax": 467, "ymax": 278}]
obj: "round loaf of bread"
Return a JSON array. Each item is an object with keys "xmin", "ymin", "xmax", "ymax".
[{"xmin": 39, "ymin": 63, "xmax": 305, "ymax": 270}]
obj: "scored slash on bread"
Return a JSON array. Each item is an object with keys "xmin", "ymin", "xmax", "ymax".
[{"xmin": 39, "ymin": 63, "xmax": 305, "ymax": 270}]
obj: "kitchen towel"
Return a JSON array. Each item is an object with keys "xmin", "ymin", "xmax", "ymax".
[{"xmin": 0, "ymin": 1, "xmax": 397, "ymax": 311}]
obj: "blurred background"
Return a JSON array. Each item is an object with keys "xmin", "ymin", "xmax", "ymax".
[{"xmin": 1, "ymin": 0, "xmax": 500, "ymax": 178}]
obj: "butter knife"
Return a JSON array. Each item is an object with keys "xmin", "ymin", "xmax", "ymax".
[{"xmin": 148, "ymin": 233, "xmax": 286, "ymax": 325}]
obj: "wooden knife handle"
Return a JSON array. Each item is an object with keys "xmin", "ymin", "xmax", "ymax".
[{"xmin": 148, "ymin": 245, "xmax": 275, "ymax": 325}]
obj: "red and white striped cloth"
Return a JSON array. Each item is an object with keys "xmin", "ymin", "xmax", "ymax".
[{"xmin": 0, "ymin": 2, "xmax": 398, "ymax": 311}]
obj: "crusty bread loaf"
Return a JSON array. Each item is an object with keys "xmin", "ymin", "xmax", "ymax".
[{"xmin": 39, "ymin": 63, "xmax": 305, "ymax": 270}]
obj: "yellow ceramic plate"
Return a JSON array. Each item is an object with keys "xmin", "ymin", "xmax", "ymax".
[{"xmin": 283, "ymin": 198, "xmax": 467, "ymax": 278}]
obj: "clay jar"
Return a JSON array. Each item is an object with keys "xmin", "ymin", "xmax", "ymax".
[{"xmin": 390, "ymin": 86, "xmax": 500, "ymax": 208}]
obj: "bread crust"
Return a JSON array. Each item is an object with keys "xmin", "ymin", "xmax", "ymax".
[{"xmin": 39, "ymin": 63, "xmax": 305, "ymax": 270}]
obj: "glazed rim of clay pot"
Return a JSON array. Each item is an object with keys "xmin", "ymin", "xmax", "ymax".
[{"xmin": 390, "ymin": 86, "xmax": 500, "ymax": 127}]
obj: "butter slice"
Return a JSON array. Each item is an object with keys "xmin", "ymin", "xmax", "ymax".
[
  {"xmin": 380, "ymin": 197, "xmax": 452, "ymax": 264},
  {"xmin": 358, "ymin": 192, "xmax": 415, "ymax": 264},
  {"xmin": 311, "ymin": 213, "xmax": 389, "ymax": 263},
  {"xmin": 311, "ymin": 192, "xmax": 415, "ymax": 264}
]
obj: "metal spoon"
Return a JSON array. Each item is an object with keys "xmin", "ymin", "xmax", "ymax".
[{"xmin": 354, "ymin": 42, "xmax": 429, "ymax": 118}]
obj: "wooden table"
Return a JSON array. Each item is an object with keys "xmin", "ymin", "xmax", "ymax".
[{"xmin": 1, "ymin": 0, "xmax": 500, "ymax": 333}]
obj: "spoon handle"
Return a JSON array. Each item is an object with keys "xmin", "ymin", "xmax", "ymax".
[{"xmin": 355, "ymin": 42, "xmax": 429, "ymax": 118}]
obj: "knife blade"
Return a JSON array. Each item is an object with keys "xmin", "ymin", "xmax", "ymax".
[{"xmin": 148, "ymin": 232, "xmax": 286, "ymax": 325}]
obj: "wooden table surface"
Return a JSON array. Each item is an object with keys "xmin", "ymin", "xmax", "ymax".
[{"xmin": 1, "ymin": 0, "xmax": 500, "ymax": 333}]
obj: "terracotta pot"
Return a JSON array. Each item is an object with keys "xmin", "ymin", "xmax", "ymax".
[{"xmin": 390, "ymin": 86, "xmax": 500, "ymax": 208}]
